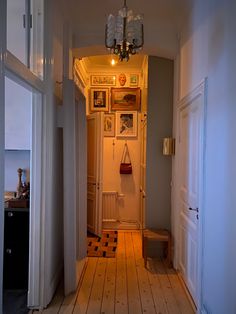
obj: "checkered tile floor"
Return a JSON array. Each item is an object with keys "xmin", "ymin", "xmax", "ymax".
[{"xmin": 87, "ymin": 230, "xmax": 118, "ymax": 257}]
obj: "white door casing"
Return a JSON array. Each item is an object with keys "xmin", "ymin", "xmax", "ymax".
[
  {"xmin": 63, "ymin": 78, "xmax": 87, "ymax": 295},
  {"xmin": 87, "ymin": 113, "xmax": 103, "ymax": 236},
  {"xmin": 177, "ymin": 80, "xmax": 206, "ymax": 307}
]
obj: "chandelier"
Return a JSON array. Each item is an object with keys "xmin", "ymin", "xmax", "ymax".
[{"xmin": 105, "ymin": 0, "xmax": 144, "ymax": 61}]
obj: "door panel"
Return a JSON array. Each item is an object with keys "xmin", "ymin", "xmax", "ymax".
[
  {"xmin": 178, "ymin": 94, "xmax": 203, "ymax": 305},
  {"xmin": 87, "ymin": 113, "xmax": 103, "ymax": 236}
]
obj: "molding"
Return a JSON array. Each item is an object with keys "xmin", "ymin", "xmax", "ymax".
[
  {"xmin": 27, "ymin": 94, "xmax": 43, "ymax": 308},
  {"xmin": 177, "ymin": 78, "xmax": 206, "ymax": 109},
  {"xmin": 5, "ymin": 51, "xmax": 45, "ymax": 93},
  {"xmin": 73, "ymin": 58, "xmax": 88, "ymax": 93}
]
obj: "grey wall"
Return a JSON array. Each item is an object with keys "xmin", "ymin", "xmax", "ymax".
[{"xmin": 146, "ymin": 56, "xmax": 173, "ymax": 230}]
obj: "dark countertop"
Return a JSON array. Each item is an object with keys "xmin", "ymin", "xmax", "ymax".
[{"xmin": 4, "ymin": 206, "xmax": 29, "ymax": 212}]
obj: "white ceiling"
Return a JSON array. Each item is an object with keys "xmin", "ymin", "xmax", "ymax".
[
  {"xmin": 81, "ymin": 54, "xmax": 146, "ymax": 72},
  {"xmin": 59, "ymin": 0, "xmax": 194, "ymax": 60}
]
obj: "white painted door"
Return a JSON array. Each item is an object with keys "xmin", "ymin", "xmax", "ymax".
[
  {"xmin": 63, "ymin": 79, "xmax": 87, "ymax": 295},
  {"xmin": 178, "ymin": 88, "xmax": 204, "ymax": 305},
  {"xmin": 87, "ymin": 113, "xmax": 103, "ymax": 236}
]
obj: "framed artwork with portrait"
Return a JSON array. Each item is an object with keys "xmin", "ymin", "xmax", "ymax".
[
  {"xmin": 111, "ymin": 88, "xmax": 141, "ymax": 111},
  {"xmin": 116, "ymin": 111, "xmax": 138, "ymax": 138},
  {"xmin": 90, "ymin": 88, "xmax": 109, "ymax": 112},
  {"xmin": 104, "ymin": 114, "xmax": 115, "ymax": 137}
]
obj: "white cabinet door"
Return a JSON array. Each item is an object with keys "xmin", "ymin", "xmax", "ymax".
[{"xmin": 178, "ymin": 94, "xmax": 203, "ymax": 305}]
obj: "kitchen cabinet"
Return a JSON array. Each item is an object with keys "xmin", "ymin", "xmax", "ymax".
[{"xmin": 3, "ymin": 208, "xmax": 29, "ymax": 289}]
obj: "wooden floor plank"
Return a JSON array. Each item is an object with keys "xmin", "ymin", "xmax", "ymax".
[
  {"xmin": 125, "ymin": 232, "xmax": 142, "ymax": 314},
  {"xmin": 152, "ymin": 258, "xmax": 181, "ymax": 314},
  {"xmin": 164, "ymin": 266, "xmax": 195, "ymax": 314},
  {"xmin": 115, "ymin": 231, "xmax": 128, "ymax": 314},
  {"xmin": 40, "ymin": 231, "xmax": 195, "ymax": 314},
  {"xmin": 74, "ymin": 258, "xmax": 98, "ymax": 314},
  {"xmin": 101, "ymin": 257, "xmax": 116, "ymax": 314},
  {"xmin": 132, "ymin": 232, "xmax": 157, "ymax": 314},
  {"xmin": 86, "ymin": 257, "xmax": 107, "ymax": 314}
]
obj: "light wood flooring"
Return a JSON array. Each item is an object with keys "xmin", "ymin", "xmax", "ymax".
[{"xmin": 31, "ymin": 231, "xmax": 195, "ymax": 314}]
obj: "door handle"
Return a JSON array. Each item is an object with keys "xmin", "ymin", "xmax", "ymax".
[{"xmin": 189, "ymin": 207, "xmax": 199, "ymax": 213}]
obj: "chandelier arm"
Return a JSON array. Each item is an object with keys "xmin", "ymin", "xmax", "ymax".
[{"xmin": 105, "ymin": 0, "xmax": 144, "ymax": 61}]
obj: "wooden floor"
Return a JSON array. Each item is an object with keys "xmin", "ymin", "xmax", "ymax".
[{"xmin": 32, "ymin": 231, "xmax": 195, "ymax": 314}]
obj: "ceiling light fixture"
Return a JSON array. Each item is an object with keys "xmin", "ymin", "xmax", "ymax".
[
  {"xmin": 105, "ymin": 0, "xmax": 144, "ymax": 62},
  {"xmin": 111, "ymin": 58, "xmax": 116, "ymax": 66}
]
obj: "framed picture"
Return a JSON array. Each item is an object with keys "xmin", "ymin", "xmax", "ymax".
[
  {"xmin": 116, "ymin": 111, "xmax": 138, "ymax": 138},
  {"xmin": 111, "ymin": 88, "xmax": 141, "ymax": 111},
  {"xmin": 91, "ymin": 75, "xmax": 116, "ymax": 86},
  {"xmin": 104, "ymin": 114, "xmax": 115, "ymax": 137},
  {"xmin": 90, "ymin": 88, "xmax": 109, "ymax": 112},
  {"xmin": 130, "ymin": 74, "xmax": 139, "ymax": 86}
]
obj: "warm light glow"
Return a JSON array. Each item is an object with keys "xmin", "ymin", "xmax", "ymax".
[{"xmin": 111, "ymin": 59, "xmax": 116, "ymax": 66}]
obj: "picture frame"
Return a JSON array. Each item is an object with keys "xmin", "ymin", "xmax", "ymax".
[
  {"xmin": 90, "ymin": 88, "xmax": 109, "ymax": 112},
  {"xmin": 104, "ymin": 114, "xmax": 115, "ymax": 137},
  {"xmin": 129, "ymin": 74, "xmax": 139, "ymax": 86},
  {"xmin": 91, "ymin": 75, "xmax": 116, "ymax": 86},
  {"xmin": 111, "ymin": 88, "xmax": 141, "ymax": 111},
  {"xmin": 116, "ymin": 111, "xmax": 138, "ymax": 138}
]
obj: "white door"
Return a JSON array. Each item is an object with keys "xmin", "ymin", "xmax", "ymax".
[
  {"xmin": 178, "ymin": 87, "xmax": 205, "ymax": 305},
  {"xmin": 87, "ymin": 113, "xmax": 103, "ymax": 236},
  {"xmin": 63, "ymin": 79, "xmax": 87, "ymax": 295}
]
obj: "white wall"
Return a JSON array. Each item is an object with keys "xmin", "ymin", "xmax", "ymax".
[
  {"xmin": 43, "ymin": 0, "xmax": 64, "ymax": 306},
  {"xmin": 103, "ymin": 129, "xmax": 141, "ymax": 223},
  {"xmin": 177, "ymin": 0, "xmax": 236, "ymax": 312},
  {"xmin": 5, "ymin": 77, "xmax": 31, "ymax": 150}
]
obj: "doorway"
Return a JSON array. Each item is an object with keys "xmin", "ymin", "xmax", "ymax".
[
  {"xmin": 175, "ymin": 80, "xmax": 206, "ymax": 307},
  {"xmin": 3, "ymin": 74, "xmax": 43, "ymax": 312}
]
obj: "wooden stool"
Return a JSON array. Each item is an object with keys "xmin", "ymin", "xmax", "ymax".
[{"xmin": 142, "ymin": 229, "xmax": 171, "ymax": 268}]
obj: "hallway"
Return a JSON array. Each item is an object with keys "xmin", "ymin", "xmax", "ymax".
[{"xmin": 33, "ymin": 231, "xmax": 195, "ymax": 314}]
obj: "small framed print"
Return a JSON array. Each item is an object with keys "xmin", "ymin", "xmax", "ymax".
[
  {"xmin": 111, "ymin": 88, "xmax": 141, "ymax": 111},
  {"xmin": 90, "ymin": 88, "xmax": 109, "ymax": 112},
  {"xmin": 91, "ymin": 75, "xmax": 116, "ymax": 86},
  {"xmin": 130, "ymin": 74, "xmax": 139, "ymax": 86},
  {"xmin": 104, "ymin": 114, "xmax": 115, "ymax": 137},
  {"xmin": 116, "ymin": 111, "xmax": 138, "ymax": 138}
]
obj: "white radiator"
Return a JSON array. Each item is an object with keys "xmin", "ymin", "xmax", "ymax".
[{"xmin": 102, "ymin": 191, "xmax": 118, "ymax": 222}]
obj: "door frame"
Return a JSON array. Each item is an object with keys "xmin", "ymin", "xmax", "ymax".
[
  {"xmin": 62, "ymin": 78, "xmax": 87, "ymax": 295},
  {"xmin": 0, "ymin": 0, "xmax": 6, "ymax": 311},
  {"xmin": 174, "ymin": 79, "xmax": 207, "ymax": 311}
]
